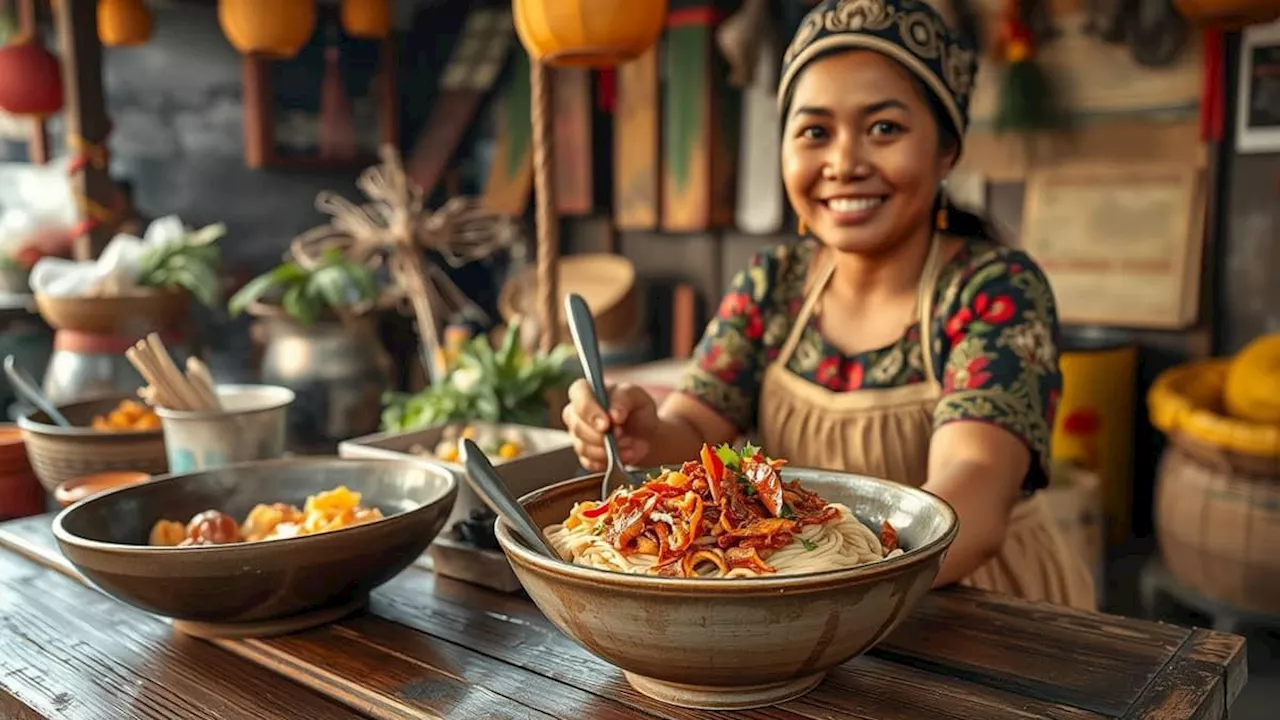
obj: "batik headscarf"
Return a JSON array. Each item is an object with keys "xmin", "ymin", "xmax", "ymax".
[{"xmin": 778, "ymin": 0, "xmax": 979, "ymax": 147}]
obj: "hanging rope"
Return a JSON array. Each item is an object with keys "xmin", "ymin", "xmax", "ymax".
[{"xmin": 530, "ymin": 60, "xmax": 559, "ymax": 355}]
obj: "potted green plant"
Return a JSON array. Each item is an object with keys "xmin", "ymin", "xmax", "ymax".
[
  {"xmin": 228, "ymin": 248, "xmax": 388, "ymax": 447},
  {"xmin": 380, "ymin": 319, "xmax": 578, "ymax": 432}
]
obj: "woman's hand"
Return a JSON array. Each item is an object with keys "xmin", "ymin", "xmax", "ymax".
[{"xmin": 562, "ymin": 380, "xmax": 660, "ymax": 471}]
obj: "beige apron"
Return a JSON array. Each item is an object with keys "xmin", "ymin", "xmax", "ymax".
[{"xmin": 758, "ymin": 241, "xmax": 1096, "ymax": 610}]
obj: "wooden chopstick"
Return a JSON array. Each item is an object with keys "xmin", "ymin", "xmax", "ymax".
[{"xmin": 124, "ymin": 334, "xmax": 222, "ymax": 413}]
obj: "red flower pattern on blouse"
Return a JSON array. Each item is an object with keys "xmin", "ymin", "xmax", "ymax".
[
  {"xmin": 944, "ymin": 356, "xmax": 993, "ymax": 391},
  {"xmin": 680, "ymin": 240, "xmax": 1062, "ymax": 492}
]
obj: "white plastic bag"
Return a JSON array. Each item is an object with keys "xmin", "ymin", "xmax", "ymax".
[{"xmin": 28, "ymin": 215, "xmax": 190, "ymax": 297}]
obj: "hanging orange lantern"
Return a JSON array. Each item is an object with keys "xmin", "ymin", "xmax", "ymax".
[
  {"xmin": 98, "ymin": 0, "xmax": 154, "ymax": 48},
  {"xmin": 218, "ymin": 0, "xmax": 317, "ymax": 59},
  {"xmin": 513, "ymin": 0, "xmax": 667, "ymax": 68},
  {"xmin": 341, "ymin": 0, "xmax": 391, "ymax": 40},
  {"xmin": 0, "ymin": 40, "xmax": 63, "ymax": 117},
  {"xmin": 1174, "ymin": 0, "xmax": 1280, "ymax": 29}
]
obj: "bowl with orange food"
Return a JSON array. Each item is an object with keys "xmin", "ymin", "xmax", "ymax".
[
  {"xmin": 491, "ymin": 443, "xmax": 959, "ymax": 710},
  {"xmin": 17, "ymin": 392, "xmax": 169, "ymax": 493},
  {"xmin": 52, "ymin": 456, "xmax": 457, "ymax": 637}
]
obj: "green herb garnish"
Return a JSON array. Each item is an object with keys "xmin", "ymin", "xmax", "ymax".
[
  {"xmin": 801, "ymin": 538, "xmax": 818, "ymax": 552},
  {"xmin": 780, "ymin": 504, "xmax": 796, "ymax": 520},
  {"xmin": 715, "ymin": 443, "xmax": 741, "ymax": 469}
]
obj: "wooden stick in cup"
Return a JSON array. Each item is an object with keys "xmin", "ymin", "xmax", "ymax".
[
  {"xmin": 126, "ymin": 346, "xmax": 182, "ymax": 409},
  {"xmin": 145, "ymin": 334, "xmax": 207, "ymax": 410},
  {"xmin": 184, "ymin": 357, "xmax": 222, "ymax": 411}
]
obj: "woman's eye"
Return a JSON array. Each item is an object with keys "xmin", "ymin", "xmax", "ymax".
[
  {"xmin": 799, "ymin": 126, "xmax": 828, "ymax": 141},
  {"xmin": 869, "ymin": 120, "xmax": 902, "ymax": 136}
]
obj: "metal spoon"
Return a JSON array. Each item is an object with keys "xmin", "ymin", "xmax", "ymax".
[
  {"xmin": 3, "ymin": 355, "xmax": 71, "ymax": 427},
  {"xmin": 461, "ymin": 438, "xmax": 560, "ymax": 560},
  {"xmin": 563, "ymin": 293, "xmax": 638, "ymax": 502}
]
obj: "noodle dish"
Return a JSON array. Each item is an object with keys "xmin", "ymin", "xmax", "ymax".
[{"xmin": 547, "ymin": 443, "xmax": 902, "ymax": 578}]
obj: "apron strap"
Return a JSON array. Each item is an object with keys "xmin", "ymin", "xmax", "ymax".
[
  {"xmin": 776, "ymin": 255, "xmax": 836, "ymax": 366},
  {"xmin": 776, "ymin": 237, "xmax": 946, "ymax": 375},
  {"xmin": 915, "ymin": 237, "xmax": 945, "ymax": 390}
]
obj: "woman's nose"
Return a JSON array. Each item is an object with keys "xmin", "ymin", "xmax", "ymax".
[{"xmin": 823, "ymin": 134, "xmax": 871, "ymax": 181}]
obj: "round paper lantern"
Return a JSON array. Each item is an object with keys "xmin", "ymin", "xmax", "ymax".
[
  {"xmin": 218, "ymin": 0, "xmax": 316, "ymax": 59},
  {"xmin": 341, "ymin": 0, "xmax": 391, "ymax": 40},
  {"xmin": 513, "ymin": 0, "xmax": 667, "ymax": 68},
  {"xmin": 1174, "ymin": 0, "xmax": 1280, "ymax": 29},
  {"xmin": 98, "ymin": 0, "xmax": 155, "ymax": 48},
  {"xmin": 0, "ymin": 41, "xmax": 64, "ymax": 117}
]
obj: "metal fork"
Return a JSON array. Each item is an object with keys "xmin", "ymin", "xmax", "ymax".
[{"xmin": 564, "ymin": 293, "xmax": 642, "ymax": 502}]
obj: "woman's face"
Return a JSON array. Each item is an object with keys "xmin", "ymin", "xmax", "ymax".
[{"xmin": 782, "ymin": 50, "xmax": 956, "ymax": 255}]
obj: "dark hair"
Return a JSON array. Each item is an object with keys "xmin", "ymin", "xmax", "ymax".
[
  {"xmin": 918, "ymin": 81, "xmax": 1003, "ymax": 245},
  {"xmin": 779, "ymin": 49, "xmax": 1003, "ymax": 246}
]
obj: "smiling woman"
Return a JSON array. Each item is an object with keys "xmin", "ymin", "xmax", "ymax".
[{"xmin": 562, "ymin": 0, "xmax": 1096, "ymax": 611}]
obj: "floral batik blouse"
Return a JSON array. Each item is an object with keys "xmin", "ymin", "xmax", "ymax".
[{"xmin": 677, "ymin": 239, "xmax": 1062, "ymax": 492}]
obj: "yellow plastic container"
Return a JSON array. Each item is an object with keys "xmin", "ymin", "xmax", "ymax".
[{"xmin": 1052, "ymin": 338, "xmax": 1137, "ymax": 546}]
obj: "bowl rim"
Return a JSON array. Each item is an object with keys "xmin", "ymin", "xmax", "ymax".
[
  {"xmin": 51, "ymin": 456, "xmax": 459, "ymax": 554},
  {"xmin": 495, "ymin": 467, "xmax": 959, "ymax": 592},
  {"xmin": 16, "ymin": 392, "xmax": 165, "ymax": 438},
  {"xmin": 154, "ymin": 384, "xmax": 296, "ymax": 420}
]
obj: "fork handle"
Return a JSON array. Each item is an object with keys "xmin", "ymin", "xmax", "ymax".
[{"xmin": 565, "ymin": 294, "xmax": 611, "ymax": 415}]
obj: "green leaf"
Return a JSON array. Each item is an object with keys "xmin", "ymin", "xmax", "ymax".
[
  {"xmin": 801, "ymin": 538, "xmax": 818, "ymax": 552},
  {"xmin": 228, "ymin": 273, "xmax": 281, "ymax": 316},
  {"xmin": 716, "ymin": 444, "xmax": 741, "ymax": 469}
]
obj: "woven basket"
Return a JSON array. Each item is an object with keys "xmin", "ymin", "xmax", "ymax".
[
  {"xmin": 499, "ymin": 254, "xmax": 639, "ymax": 345},
  {"xmin": 17, "ymin": 393, "xmax": 168, "ymax": 493}
]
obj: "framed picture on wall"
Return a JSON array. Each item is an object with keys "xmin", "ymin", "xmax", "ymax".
[{"xmin": 1236, "ymin": 19, "xmax": 1280, "ymax": 153}]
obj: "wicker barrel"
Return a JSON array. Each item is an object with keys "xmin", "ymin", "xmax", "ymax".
[{"xmin": 1155, "ymin": 435, "xmax": 1280, "ymax": 613}]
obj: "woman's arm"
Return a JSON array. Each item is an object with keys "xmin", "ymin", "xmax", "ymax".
[
  {"xmin": 924, "ymin": 421, "xmax": 1029, "ymax": 586},
  {"xmin": 635, "ymin": 393, "xmax": 741, "ymax": 466},
  {"xmin": 923, "ymin": 247, "xmax": 1063, "ymax": 587}
]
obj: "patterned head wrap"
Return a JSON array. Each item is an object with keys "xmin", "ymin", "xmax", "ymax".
[{"xmin": 778, "ymin": 0, "xmax": 979, "ymax": 141}]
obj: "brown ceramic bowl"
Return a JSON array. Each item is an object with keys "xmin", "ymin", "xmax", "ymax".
[
  {"xmin": 52, "ymin": 457, "xmax": 457, "ymax": 637},
  {"xmin": 495, "ymin": 467, "xmax": 958, "ymax": 710},
  {"xmin": 17, "ymin": 393, "xmax": 169, "ymax": 493}
]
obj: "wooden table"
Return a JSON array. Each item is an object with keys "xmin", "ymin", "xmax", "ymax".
[{"xmin": 0, "ymin": 513, "xmax": 1247, "ymax": 720}]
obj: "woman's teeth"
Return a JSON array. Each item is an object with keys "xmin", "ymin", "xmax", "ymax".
[{"xmin": 826, "ymin": 197, "xmax": 884, "ymax": 213}]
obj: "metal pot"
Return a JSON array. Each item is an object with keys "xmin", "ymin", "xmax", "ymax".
[{"xmin": 258, "ymin": 314, "xmax": 390, "ymax": 450}]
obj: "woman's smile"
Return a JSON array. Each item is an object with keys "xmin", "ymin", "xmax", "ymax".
[{"xmin": 818, "ymin": 194, "xmax": 889, "ymax": 225}]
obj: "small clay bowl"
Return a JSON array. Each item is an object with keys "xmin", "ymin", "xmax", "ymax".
[{"xmin": 55, "ymin": 471, "xmax": 152, "ymax": 508}]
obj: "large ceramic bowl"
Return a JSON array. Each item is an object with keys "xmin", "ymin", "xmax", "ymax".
[
  {"xmin": 53, "ymin": 457, "xmax": 457, "ymax": 638},
  {"xmin": 495, "ymin": 468, "xmax": 958, "ymax": 710}
]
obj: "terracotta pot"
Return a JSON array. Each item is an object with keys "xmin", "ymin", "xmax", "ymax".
[{"xmin": 0, "ymin": 425, "xmax": 45, "ymax": 520}]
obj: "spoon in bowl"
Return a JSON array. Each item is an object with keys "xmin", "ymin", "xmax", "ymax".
[
  {"xmin": 461, "ymin": 438, "xmax": 561, "ymax": 560},
  {"xmin": 564, "ymin": 293, "xmax": 642, "ymax": 502},
  {"xmin": 4, "ymin": 355, "xmax": 71, "ymax": 427}
]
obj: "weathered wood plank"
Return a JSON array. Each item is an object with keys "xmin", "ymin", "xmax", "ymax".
[
  {"xmin": 0, "ymin": 550, "xmax": 362, "ymax": 720},
  {"xmin": 222, "ymin": 625, "xmax": 555, "ymax": 720},
  {"xmin": 1124, "ymin": 629, "xmax": 1243, "ymax": 720},
  {"xmin": 369, "ymin": 573, "xmax": 813, "ymax": 720},
  {"xmin": 874, "ymin": 586, "xmax": 1191, "ymax": 716}
]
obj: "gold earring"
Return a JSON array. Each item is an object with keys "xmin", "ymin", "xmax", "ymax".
[
  {"xmin": 798, "ymin": 218, "xmax": 808, "ymax": 236},
  {"xmin": 935, "ymin": 194, "xmax": 949, "ymax": 232}
]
